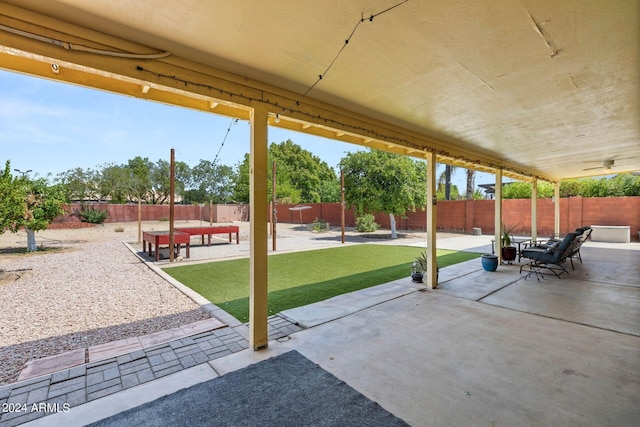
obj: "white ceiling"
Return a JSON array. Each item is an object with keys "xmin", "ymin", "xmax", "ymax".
[{"xmin": 2, "ymin": 0, "xmax": 639, "ymax": 180}]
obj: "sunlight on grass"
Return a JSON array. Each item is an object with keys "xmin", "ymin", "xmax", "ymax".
[{"xmin": 165, "ymin": 244, "xmax": 479, "ymax": 322}]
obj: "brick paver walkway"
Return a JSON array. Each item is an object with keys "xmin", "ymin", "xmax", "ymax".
[{"xmin": 0, "ymin": 316, "xmax": 302, "ymax": 427}]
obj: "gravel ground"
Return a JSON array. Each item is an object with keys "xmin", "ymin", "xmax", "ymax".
[{"xmin": 0, "ymin": 223, "xmax": 210, "ymax": 386}]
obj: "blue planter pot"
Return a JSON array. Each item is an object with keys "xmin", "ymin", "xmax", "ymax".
[{"xmin": 481, "ymin": 254, "xmax": 499, "ymax": 271}]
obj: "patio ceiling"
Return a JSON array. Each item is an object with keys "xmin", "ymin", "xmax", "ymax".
[{"xmin": 0, "ymin": 0, "xmax": 638, "ymax": 182}]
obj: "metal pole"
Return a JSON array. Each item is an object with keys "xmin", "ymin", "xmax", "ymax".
[
  {"xmin": 169, "ymin": 148, "xmax": 175, "ymax": 262},
  {"xmin": 137, "ymin": 199, "xmax": 142, "ymax": 244},
  {"xmin": 272, "ymin": 161, "xmax": 277, "ymax": 251},
  {"xmin": 341, "ymin": 169, "xmax": 345, "ymax": 244}
]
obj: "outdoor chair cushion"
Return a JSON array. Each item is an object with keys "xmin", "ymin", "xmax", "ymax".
[{"xmin": 522, "ymin": 232, "xmax": 579, "ymax": 264}]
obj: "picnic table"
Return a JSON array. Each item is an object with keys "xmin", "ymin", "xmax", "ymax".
[
  {"xmin": 175, "ymin": 225, "xmax": 240, "ymax": 245},
  {"xmin": 142, "ymin": 230, "xmax": 191, "ymax": 261}
]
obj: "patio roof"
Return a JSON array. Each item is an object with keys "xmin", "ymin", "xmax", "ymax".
[{"xmin": 1, "ymin": 0, "xmax": 638, "ymax": 182}]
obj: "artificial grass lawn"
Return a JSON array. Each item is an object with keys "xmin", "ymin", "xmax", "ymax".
[{"xmin": 165, "ymin": 244, "xmax": 480, "ymax": 322}]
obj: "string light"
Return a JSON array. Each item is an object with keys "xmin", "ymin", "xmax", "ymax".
[
  {"xmin": 293, "ymin": 0, "xmax": 409, "ymax": 108},
  {"xmin": 212, "ymin": 118, "xmax": 238, "ymax": 166},
  {"xmin": 134, "ymin": 1, "xmax": 547, "ymax": 181}
]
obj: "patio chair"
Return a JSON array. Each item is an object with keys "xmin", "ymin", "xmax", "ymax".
[
  {"xmin": 519, "ymin": 231, "xmax": 581, "ymax": 280},
  {"xmin": 535, "ymin": 226, "xmax": 591, "ymax": 267}
]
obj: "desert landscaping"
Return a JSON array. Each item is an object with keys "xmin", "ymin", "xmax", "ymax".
[{"xmin": 0, "ymin": 221, "xmax": 215, "ymax": 385}]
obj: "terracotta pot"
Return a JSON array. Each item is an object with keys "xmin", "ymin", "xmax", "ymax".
[{"xmin": 501, "ymin": 246, "xmax": 517, "ymax": 261}]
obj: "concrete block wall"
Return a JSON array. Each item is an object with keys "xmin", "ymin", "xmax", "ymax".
[
  {"xmin": 53, "ymin": 197, "xmax": 639, "ymax": 241},
  {"xmin": 275, "ymin": 196, "xmax": 639, "ymax": 241}
]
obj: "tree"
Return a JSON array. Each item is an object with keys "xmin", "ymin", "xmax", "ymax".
[
  {"xmin": 146, "ymin": 159, "xmax": 189, "ymax": 204},
  {"xmin": 437, "ymin": 183, "xmax": 461, "ymax": 200},
  {"xmin": 501, "ymin": 174, "xmax": 640, "ymax": 199},
  {"xmin": 0, "ymin": 160, "xmax": 27, "ymax": 234},
  {"xmin": 0, "ymin": 161, "xmax": 66, "ymax": 251},
  {"xmin": 97, "ymin": 163, "xmax": 131, "ymax": 203},
  {"xmin": 232, "ymin": 140, "xmax": 339, "ymax": 204},
  {"xmin": 56, "ymin": 167, "xmax": 99, "ymax": 202},
  {"xmin": 465, "ymin": 169, "xmax": 476, "ymax": 199},
  {"xmin": 339, "ymin": 149, "xmax": 427, "ymax": 238},
  {"xmin": 126, "ymin": 156, "xmax": 153, "ymax": 202},
  {"xmin": 22, "ymin": 179, "xmax": 67, "ymax": 250},
  {"xmin": 437, "ymin": 164, "xmax": 461, "ymax": 200},
  {"xmin": 232, "ymin": 154, "xmax": 251, "ymax": 203},
  {"xmin": 269, "ymin": 140, "xmax": 338, "ymax": 203},
  {"xmin": 190, "ymin": 159, "xmax": 236, "ymax": 204}
]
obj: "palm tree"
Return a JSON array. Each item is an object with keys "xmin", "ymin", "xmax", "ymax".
[
  {"xmin": 437, "ymin": 164, "xmax": 457, "ymax": 200},
  {"xmin": 438, "ymin": 164, "xmax": 476, "ymax": 200},
  {"xmin": 465, "ymin": 169, "xmax": 476, "ymax": 199}
]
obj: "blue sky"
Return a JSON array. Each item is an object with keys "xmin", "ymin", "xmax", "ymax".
[{"xmin": 1, "ymin": 69, "xmax": 485, "ymax": 190}]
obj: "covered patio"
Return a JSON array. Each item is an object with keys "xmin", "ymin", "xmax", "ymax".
[
  {"xmin": 1, "ymin": 0, "xmax": 639, "ymax": 349},
  {"xmin": 1, "ymin": 1, "xmax": 639, "ymax": 425}
]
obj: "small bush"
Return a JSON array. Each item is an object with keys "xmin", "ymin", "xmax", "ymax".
[
  {"xmin": 355, "ymin": 214, "xmax": 379, "ymax": 232},
  {"xmin": 310, "ymin": 218, "xmax": 329, "ymax": 233},
  {"xmin": 75, "ymin": 205, "xmax": 109, "ymax": 224},
  {"xmin": 114, "ymin": 226, "xmax": 125, "ymax": 232}
]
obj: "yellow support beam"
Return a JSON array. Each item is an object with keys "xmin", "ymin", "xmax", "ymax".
[
  {"xmin": 426, "ymin": 152, "xmax": 438, "ymax": 289},
  {"xmin": 249, "ymin": 102, "xmax": 269, "ymax": 350},
  {"xmin": 531, "ymin": 180, "xmax": 538, "ymax": 243},
  {"xmin": 554, "ymin": 183, "xmax": 561, "ymax": 239},
  {"xmin": 494, "ymin": 170, "xmax": 503, "ymax": 264}
]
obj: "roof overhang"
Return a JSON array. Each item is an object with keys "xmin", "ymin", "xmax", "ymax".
[{"xmin": 1, "ymin": 0, "xmax": 638, "ymax": 182}]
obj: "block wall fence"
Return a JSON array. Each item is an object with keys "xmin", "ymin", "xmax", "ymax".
[
  {"xmin": 55, "ymin": 204, "xmax": 249, "ymax": 224},
  {"xmin": 275, "ymin": 197, "xmax": 639, "ymax": 240},
  {"xmin": 56, "ymin": 197, "xmax": 639, "ymax": 241}
]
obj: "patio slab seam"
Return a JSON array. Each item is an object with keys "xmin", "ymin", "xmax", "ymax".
[{"xmin": 478, "ymin": 298, "xmax": 640, "ymax": 338}]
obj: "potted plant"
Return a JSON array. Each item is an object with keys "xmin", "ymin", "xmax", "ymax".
[
  {"xmin": 501, "ymin": 222, "xmax": 518, "ymax": 262},
  {"xmin": 411, "ymin": 251, "xmax": 438, "ymax": 283}
]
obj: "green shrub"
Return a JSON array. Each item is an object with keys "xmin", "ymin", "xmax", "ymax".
[
  {"xmin": 355, "ymin": 214, "xmax": 379, "ymax": 232},
  {"xmin": 75, "ymin": 205, "xmax": 109, "ymax": 224},
  {"xmin": 502, "ymin": 174, "xmax": 640, "ymax": 199}
]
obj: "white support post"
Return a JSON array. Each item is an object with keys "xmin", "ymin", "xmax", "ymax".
[
  {"xmin": 494, "ymin": 170, "xmax": 503, "ymax": 263},
  {"xmin": 249, "ymin": 103, "xmax": 269, "ymax": 350},
  {"xmin": 554, "ymin": 182, "xmax": 560, "ymax": 239},
  {"xmin": 531, "ymin": 179, "xmax": 538, "ymax": 242},
  {"xmin": 426, "ymin": 152, "xmax": 437, "ymax": 289}
]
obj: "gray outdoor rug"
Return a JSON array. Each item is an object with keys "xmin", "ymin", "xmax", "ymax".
[{"xmin": 87, "ymin": 350, "xmax": 408, "ymax": 426}]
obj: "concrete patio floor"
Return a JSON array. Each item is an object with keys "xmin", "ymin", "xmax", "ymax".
[{"xmin": 22, "ymin": 238, "xmax": 640, "ymax": 426}]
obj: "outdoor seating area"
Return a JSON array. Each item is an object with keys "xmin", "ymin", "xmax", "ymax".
[{"xmin": 519, "ymin": 226, "xmax": 592, "ymax": 279}]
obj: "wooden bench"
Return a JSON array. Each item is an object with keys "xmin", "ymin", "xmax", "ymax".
[
  {"xmin": 175, "ymin": 225, "xmax": 240, "ymax": 246},
  {"xmin": 142, "ymin": 231, "xmax": 191, "ymax": 261}
]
